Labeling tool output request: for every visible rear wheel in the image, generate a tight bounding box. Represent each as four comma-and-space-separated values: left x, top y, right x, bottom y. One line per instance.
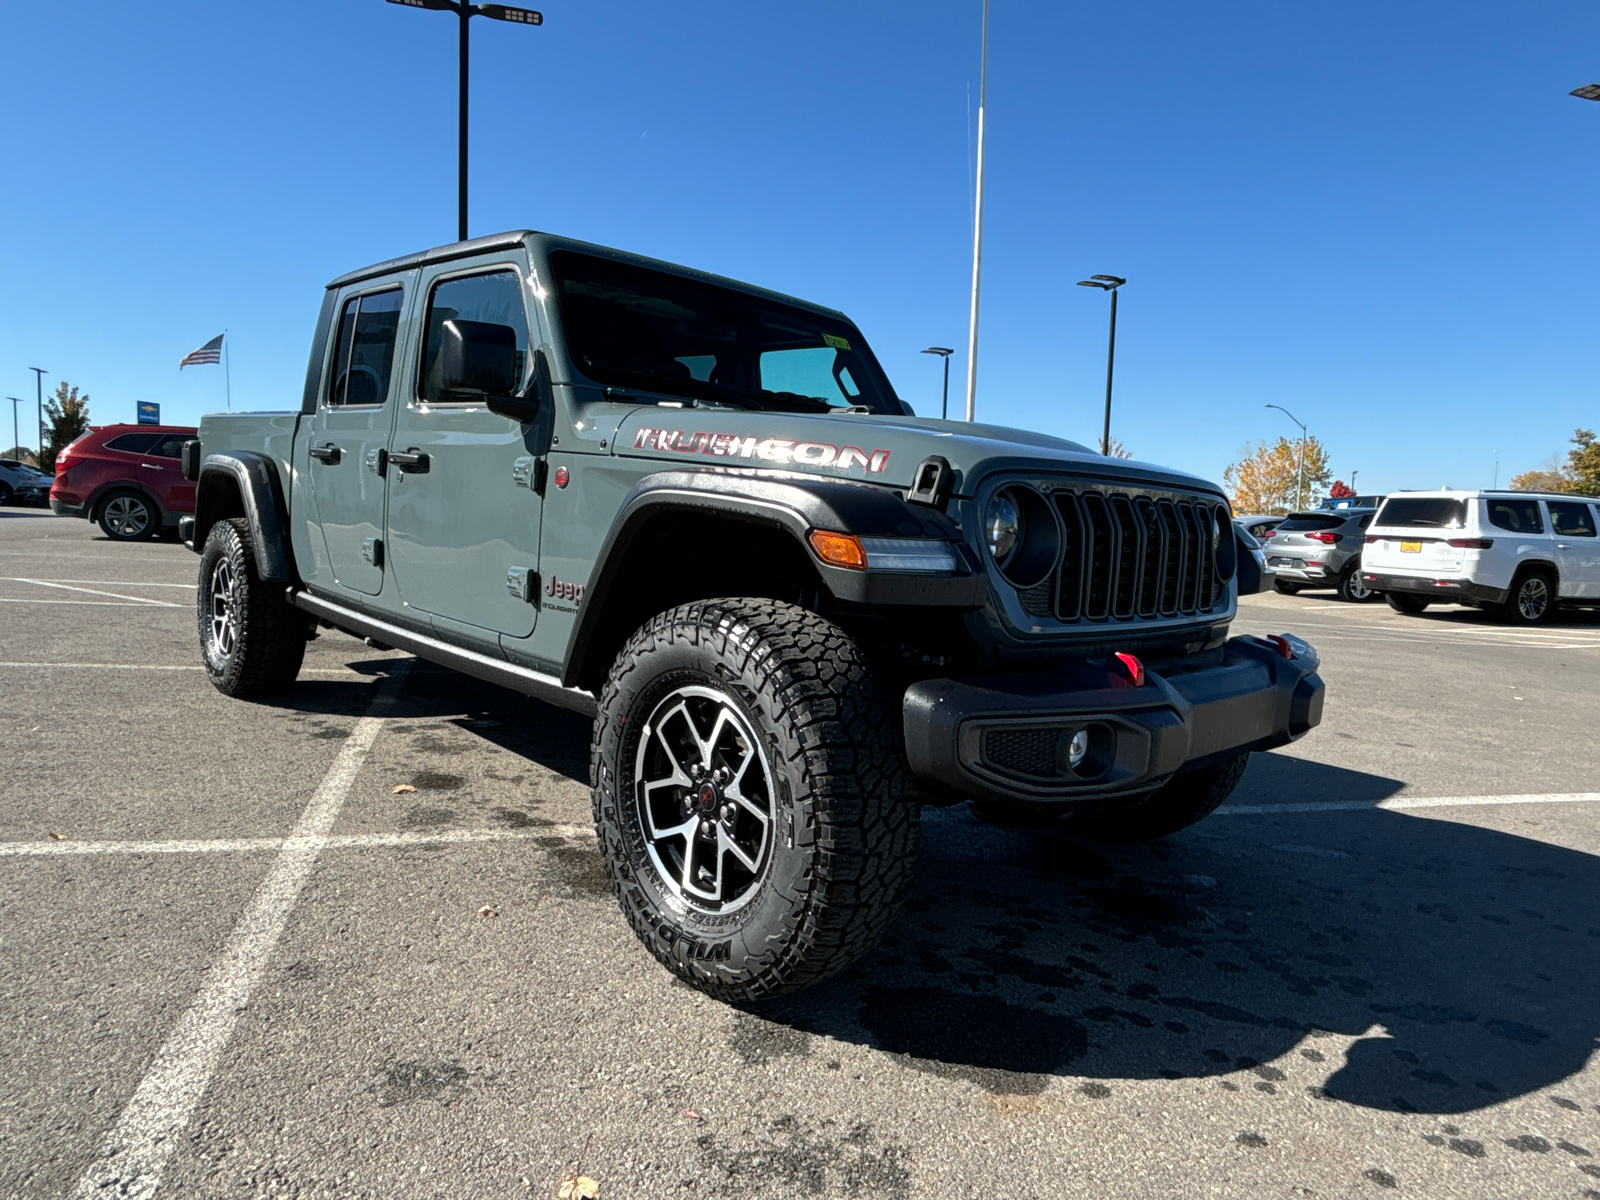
1274, 579, 1302, 595
1064, 753, 1250, 842
197, 518, 306, 696
1490, 569, 1558, 627
97, 490, 157, 540
1385, 593, 1431, 615
592, 598, 918, 1001
1337, 563, 1376, 603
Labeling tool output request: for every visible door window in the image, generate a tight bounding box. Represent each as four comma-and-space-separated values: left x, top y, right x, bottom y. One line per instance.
419, 271, 531, 404
149, 434, 189, 459
1485, 498, 1543, 533
327, 287, 404, 407
104, 432, 160, 454
1549, 501, 1598, 537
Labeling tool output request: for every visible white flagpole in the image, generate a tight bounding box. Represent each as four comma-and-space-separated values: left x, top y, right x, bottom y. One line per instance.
224, 330, 231, 412
964, 0, 990, 423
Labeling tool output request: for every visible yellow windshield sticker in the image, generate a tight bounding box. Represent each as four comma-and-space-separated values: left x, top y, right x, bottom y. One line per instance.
823, 333, 851, 351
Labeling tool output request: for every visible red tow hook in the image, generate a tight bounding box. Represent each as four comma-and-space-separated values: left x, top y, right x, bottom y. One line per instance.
1113, 652, 1146, 687
1266, 634, 1294, 659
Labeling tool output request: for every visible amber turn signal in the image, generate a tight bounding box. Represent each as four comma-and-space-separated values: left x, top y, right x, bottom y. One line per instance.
808, 530, 868, 569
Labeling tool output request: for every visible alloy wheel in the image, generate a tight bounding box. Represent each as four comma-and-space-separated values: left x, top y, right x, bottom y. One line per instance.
1517, 576, 1550, 621
106, 495, 150, 537
209, 558, 238, 659
633, 684, 775, 914
1346, 571, 1373, 601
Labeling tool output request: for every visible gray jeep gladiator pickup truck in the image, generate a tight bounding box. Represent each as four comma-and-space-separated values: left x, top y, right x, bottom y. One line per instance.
181, 230, 1324, 1001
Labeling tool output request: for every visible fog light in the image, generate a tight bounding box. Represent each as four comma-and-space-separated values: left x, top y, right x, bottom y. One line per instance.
1066, 729, 1090, 768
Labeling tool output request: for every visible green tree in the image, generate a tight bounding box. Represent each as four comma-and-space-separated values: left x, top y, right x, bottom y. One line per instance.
1223, 435, 1332, 514
1566, 428, 1600, 495
41, 382, 91, 474
3, 446, 38, 466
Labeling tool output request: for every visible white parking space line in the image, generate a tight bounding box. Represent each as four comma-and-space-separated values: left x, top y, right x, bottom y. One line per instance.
0, 598, 181, 607
0, 662, 387, 676
2, 578, 195, 588
1216, 792, 1600, 815
70, 662, 412, 1200
0, 826, 592, 858
2, 578, 181, 606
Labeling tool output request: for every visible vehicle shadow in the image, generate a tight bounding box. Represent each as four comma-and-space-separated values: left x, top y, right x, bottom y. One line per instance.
749, 754, 1600, 1115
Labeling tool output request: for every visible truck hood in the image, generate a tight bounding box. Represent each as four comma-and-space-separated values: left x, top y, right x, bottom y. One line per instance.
612, 409, 1223, 498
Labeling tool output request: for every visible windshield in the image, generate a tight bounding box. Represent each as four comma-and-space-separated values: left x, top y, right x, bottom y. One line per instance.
1375, 497, 1467, 529
551, 250, 903, 415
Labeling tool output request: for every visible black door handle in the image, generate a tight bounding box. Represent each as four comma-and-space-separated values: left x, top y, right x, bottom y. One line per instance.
308, 443, 341, 463
390, 450, 429, 473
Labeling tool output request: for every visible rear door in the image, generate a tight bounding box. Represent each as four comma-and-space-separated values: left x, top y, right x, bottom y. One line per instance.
305, 277, 412, 597
384, 257, 547, 640
139, 432, 196, 515
1548, 500, 1600, 598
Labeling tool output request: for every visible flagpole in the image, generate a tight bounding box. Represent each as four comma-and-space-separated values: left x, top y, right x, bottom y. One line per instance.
963, 0, 990, 423
224, 330, 231, 412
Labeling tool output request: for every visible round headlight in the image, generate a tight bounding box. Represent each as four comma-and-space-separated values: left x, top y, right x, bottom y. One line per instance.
985, 493, 1021, 563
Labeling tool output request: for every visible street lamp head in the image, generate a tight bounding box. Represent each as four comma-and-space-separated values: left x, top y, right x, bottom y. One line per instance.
1076, 279, 1108, 290
1571, 83, 1600, 100
1091, 274, 1126, 287
921, 347, 954, 358
476, 3, 543, 23
387, 0, 459, 9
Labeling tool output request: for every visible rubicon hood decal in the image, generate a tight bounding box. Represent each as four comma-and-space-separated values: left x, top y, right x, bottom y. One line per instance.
632, 426, 890, 474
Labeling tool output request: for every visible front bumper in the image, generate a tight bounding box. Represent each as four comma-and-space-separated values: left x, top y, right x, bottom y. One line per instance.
902, 635, 1324, 805
1362, 571, 1506, 606
49, 497, 86, 519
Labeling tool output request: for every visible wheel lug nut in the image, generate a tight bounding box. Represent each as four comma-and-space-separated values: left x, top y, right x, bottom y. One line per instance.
721, 804, 734, 822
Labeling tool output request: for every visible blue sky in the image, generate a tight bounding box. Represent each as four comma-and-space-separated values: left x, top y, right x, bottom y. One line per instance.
2, 0, 1596, 493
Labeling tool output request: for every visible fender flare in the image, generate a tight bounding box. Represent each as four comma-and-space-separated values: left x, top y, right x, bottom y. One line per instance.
560, 468, 984, 688
194, 452, 297, 582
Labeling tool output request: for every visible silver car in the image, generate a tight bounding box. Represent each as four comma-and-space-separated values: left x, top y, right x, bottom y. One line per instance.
1261, 507, 1379, 602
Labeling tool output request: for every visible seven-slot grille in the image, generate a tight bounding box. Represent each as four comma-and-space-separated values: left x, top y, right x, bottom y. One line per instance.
1015, 486, 1230, 623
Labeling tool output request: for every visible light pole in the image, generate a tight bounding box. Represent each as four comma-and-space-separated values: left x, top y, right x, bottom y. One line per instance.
1077, 275, 1125, 455
1349, 469, 1358, 495
7, 398, 23, 460
963, 0, 990, 422
386, 0, 544, 243
922, 347, 954, 419
1265, 403, 1309, 511
29, 368, 46, 461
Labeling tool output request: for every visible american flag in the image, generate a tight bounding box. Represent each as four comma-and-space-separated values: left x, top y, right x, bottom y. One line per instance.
180, 334, 224, 368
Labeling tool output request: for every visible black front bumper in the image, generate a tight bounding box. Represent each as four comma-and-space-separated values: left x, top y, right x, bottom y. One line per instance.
903, 635, 1324, 805
1363, 572, 1506, 605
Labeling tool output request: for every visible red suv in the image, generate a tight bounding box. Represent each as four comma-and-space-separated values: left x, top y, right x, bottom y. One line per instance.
50, 424, 199, 541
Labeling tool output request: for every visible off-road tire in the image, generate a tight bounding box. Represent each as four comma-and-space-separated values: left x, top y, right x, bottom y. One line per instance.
1385, 593, 1430, 615
1337, 563, 1376, 603
197, 518, 306, 697
591, 598, 919, 1002
1489, 568, 1558, 627
1064, 752, 1250, 842
97, 490, 157, 540
1273, 579, 1302, 595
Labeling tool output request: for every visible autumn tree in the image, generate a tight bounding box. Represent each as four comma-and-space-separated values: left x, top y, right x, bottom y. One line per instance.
1509, 430, 1600, 496
41, 382, 91, 474
1103, 436, 1133, 459
1223, 435, 1332, 515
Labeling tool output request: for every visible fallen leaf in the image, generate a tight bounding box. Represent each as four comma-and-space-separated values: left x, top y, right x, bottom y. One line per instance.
477, 905, 499, 919
48, 832, 66, 841
557, 1175, 600, 1199
392, 784, 417, 794
684, 1108, 701, 1121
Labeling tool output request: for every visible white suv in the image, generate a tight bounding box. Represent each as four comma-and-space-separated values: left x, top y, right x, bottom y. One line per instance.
1362, 490, 1600, 624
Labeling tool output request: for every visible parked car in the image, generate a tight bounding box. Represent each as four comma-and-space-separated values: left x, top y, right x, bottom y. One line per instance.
1233, 521, 1274, 584
1261, 506, 1379, 602
1235, 513, 1285, 541
49, 423, 198, 540
1362, 489, 1600, 625
1317, 494, 1386, 512
0, 458, 53, 507
181, 228, 1323, 1002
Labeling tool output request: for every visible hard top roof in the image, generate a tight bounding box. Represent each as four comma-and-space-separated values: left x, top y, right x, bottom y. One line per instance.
1381, 488, 1598, 502
325, 230, 850, 320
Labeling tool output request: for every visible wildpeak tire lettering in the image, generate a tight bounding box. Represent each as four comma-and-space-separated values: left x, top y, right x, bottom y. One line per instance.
632, 427, 891, 474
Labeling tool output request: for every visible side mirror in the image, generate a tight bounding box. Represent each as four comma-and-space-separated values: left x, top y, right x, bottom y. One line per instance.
181, 439, 202, 482
441, 318, 541, 423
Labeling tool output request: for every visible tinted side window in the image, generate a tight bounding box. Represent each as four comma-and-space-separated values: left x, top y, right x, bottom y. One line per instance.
104, 433, 160, 454
420, 271, 530, 404
150, 435, 189, 459
1485, 498, 1544, 533
1549, 501, 1597, 537
328, 287, 404, 407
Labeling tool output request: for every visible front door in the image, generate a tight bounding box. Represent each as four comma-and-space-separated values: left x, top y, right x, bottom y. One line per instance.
385, 259, 547, 638
306, 280, 409, 596
1548, 500, 1600, 599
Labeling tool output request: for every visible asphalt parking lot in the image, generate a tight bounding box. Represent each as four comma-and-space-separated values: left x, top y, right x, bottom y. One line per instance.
4, 508, 1600, 1200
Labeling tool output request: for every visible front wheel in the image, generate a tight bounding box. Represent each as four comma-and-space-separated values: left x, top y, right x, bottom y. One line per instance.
1064, 752, 1250, 842
1385, 593, 1430, 615
1273, 579, 1302, 595
1490, 570, 1558, 627
197, 518, 306, 696
591, 599, 918, 1002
